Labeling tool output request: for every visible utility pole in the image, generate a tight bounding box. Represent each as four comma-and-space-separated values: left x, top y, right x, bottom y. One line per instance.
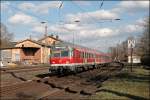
45, 25, 47, 36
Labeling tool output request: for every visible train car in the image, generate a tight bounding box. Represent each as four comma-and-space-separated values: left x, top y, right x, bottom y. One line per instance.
49, 42, 111, 74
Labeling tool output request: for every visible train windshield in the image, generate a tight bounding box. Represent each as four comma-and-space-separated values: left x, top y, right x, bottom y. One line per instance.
52, 50, 69, 57
61, 51, 69, 57
53, 53, 60, 57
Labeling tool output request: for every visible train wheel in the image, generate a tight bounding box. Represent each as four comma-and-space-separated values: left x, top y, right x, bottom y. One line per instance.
57, 67, 63, 75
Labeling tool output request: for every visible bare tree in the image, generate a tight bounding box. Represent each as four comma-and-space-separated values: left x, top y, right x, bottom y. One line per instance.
109, 40, 128, 62
136, 18, 150, 66
136, 18, 149, 56
0, 23, 14, 48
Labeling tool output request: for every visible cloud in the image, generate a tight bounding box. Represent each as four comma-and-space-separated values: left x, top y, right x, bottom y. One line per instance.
32, 25, 44, 33
66, 9, 119, 23
8, 13, 38, 25
113, 1, 149, 13
136, 17, 148, 26
18, 2, 35, 11
123, 24, 140, 33
72, 1, 91, 6
121, 17, 147, 33
1, 2, 10, 11
18, 1, 62, 14
79, 28, 119, 38
1, 2, 13, 14
119, 1, 149, 9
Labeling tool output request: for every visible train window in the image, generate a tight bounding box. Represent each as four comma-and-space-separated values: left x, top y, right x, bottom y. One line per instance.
91, 54, 93, 58
61, 51, 69, 57
53, 53, 60, 57
83, 52, 85, 58
86, 53, 88, 58
79, 51, 82, 58
82, 52, 84, 58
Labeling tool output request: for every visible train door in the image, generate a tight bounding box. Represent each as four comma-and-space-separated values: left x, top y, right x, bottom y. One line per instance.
84, 52, 87, 64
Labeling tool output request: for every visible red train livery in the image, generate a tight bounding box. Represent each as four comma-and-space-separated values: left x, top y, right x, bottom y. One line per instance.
49, 42, 111, 73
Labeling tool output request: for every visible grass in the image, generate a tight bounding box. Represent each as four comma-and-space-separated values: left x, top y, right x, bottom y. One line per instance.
91, 66, 150, 100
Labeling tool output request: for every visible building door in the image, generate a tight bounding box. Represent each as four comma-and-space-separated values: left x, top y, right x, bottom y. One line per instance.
15, 54, 20, 61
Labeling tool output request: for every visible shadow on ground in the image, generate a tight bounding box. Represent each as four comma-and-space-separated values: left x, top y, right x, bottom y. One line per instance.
96, 89, 149, 100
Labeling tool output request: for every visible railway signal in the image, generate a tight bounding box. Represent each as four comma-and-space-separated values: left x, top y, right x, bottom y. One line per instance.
128, 39, 135, 72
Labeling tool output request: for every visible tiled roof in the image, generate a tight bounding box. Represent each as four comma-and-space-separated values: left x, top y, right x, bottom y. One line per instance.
38, 35, 62, 42
16, 39, 51, 47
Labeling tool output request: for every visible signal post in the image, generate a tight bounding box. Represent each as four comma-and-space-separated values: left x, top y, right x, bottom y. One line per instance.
128, 39, 135, 72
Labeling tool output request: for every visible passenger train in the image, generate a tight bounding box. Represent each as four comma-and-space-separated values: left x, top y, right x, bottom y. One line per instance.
49, 42, 112, 74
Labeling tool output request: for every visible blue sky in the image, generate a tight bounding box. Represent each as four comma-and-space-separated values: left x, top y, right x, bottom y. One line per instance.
1, 1, 149, 52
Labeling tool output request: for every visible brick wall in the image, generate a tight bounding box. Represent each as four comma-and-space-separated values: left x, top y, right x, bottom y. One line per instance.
20, 48, 41, 64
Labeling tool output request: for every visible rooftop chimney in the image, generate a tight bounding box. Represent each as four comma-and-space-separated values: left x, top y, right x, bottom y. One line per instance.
56, 35, 59, 39
51, 34, 53, 37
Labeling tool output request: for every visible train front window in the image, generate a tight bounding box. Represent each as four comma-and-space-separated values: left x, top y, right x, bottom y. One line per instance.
53, 53, 60, 57
61, 51, 69, 57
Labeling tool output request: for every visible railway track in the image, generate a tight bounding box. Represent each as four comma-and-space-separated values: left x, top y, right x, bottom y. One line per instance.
1, 66, 50, 74
0, 62, 124, 100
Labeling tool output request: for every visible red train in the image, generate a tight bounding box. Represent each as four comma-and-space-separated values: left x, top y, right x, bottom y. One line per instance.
49, 42, 112, 74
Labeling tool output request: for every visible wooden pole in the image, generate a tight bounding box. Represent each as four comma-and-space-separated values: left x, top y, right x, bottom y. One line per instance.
130, 48, 133, 72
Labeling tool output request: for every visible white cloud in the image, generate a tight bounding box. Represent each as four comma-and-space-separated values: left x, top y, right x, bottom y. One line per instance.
18, 3, 35, 11
72, 1, 91, 6
113, 1, 149, 13
31, 21, 119, 43
136, 17, 148, 26
32, 25, 44, 33
119, 1, 149, 9
123, 24, 140, 33
66, 9, 119, 23
18, 1, 62, 14
8, 13, 37, 25
1, 2, 13, 14
1, 2, 10, 11
79, 28, 119, 38
120, 17, 147, 33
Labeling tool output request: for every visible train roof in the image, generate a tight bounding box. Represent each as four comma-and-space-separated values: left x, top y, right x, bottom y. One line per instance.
53, 41, 105, 54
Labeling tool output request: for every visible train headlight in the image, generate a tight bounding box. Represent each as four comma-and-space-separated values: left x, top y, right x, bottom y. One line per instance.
52, 61, 55, 64
66, 61, 69, 64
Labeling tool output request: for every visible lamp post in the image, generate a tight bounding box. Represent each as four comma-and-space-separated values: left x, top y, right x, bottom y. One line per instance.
41, 21, 48, 37
41, 21, 48, 64
73, 20, 80, 47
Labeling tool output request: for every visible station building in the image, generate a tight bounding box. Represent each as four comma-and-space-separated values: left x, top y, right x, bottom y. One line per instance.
0, 35, 61, 65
